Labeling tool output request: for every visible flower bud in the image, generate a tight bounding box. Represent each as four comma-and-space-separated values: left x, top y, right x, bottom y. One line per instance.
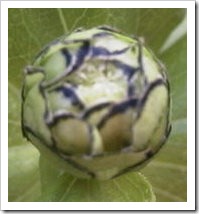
22, 26, 171, 180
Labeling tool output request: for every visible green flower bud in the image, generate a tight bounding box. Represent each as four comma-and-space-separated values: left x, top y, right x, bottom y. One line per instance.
22, 26, 171, 180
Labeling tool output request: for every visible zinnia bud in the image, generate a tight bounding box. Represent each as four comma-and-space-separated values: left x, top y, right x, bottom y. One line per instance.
22, 26, 171, 180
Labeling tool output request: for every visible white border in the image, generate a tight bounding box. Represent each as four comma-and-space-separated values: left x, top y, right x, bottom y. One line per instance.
1, 0, 195, 211
0, 0, 196, 8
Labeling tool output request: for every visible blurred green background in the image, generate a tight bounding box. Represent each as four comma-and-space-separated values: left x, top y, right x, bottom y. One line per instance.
8, 8, 187, 202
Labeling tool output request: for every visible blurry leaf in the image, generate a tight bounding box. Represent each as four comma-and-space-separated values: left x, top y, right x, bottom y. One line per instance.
161, 36, 187, 120
141, 120, 187, 201
8, 83, 23, 147
159, 14, 187, 53
141, 32, 187, 201
8, 144, 40, 202
8, 8, 186, 202
38, 155, 155, 202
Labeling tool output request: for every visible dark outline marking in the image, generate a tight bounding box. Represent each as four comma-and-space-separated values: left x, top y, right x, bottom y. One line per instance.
55, 86, 85, 110
86, 125, 94, 156
98, 98, 138, 130
59, 154, 95, 178
111, 102, 172, 180
138, 41, 144, 75
72, 40, 90, 71
91, 46, 130, 58
111, 131, 170, 179
97, 26, 120, 33
136, 79, 167, 118
32, 38, 62, 64
61, 48, 72, 66
127, 84, 135, 97
21, 66, 46, 140
24, 125, 95, 178
46, 112, 76, 127
82, 102, 113, 119
92, 32, 113, 38
22, 125, 55, 150
73, 27, 84, 33
111, 60, 139, 80
41, 39, 91, 90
